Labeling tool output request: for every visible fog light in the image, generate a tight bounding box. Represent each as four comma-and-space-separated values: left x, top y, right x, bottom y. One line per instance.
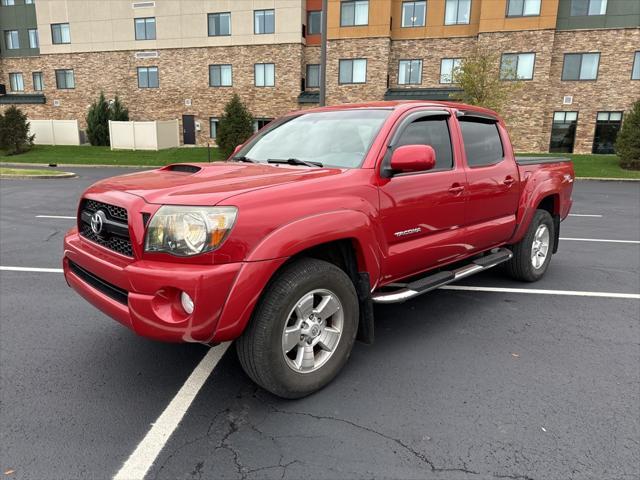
180, 292, 194, 314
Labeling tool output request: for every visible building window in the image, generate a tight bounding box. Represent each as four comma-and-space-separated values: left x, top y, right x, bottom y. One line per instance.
562, 53, 599, 81
398, 59, 422, 85
500, 53, 535, 80
25, 0, 34, 4
440, 58, 461, 83
506, 0, 541, 17
254, 63, 275, 87
208, 12, 231, 36
402, 1, 426, 27
306, 64, 320, 88
1, 0, 16, 6
32, 71, 43, 91
308, 11, 322, 34
254, 9, 275, 34
4, 30, 19, 49
137, 66, 158, 88
632, 51, 640, 80
460, 119, 504, 167
593, 112, 622, 154
209, 64, 232, 87
55, 69, 75, 89
253, 118, 273, 133
445, 0, 471, 25
341, 0, 369, 26
9, 73, 24, 92
135, 17, 156, 40
28, 29, 38, 48
209, 117, 218, 139
51, 23, 70, 44
339, 58, 367, 84
549, 112, 578, 153
570, 0, 607, 16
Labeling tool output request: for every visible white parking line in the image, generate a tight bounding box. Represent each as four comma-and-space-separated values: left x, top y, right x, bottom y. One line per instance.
36, 215, 75, 219
560, 237, 640, 244
441, 285, 640, 299
0, 266, 63, 273
113, 342, 231, 480
568, 214, 603, 218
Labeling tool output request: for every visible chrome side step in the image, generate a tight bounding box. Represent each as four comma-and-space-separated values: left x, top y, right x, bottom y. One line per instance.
372, 248, 513, 304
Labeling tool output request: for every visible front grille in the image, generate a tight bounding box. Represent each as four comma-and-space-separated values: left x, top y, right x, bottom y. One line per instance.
69, 260, 128, 305
79, 199, 133, 257
83, 199, 128, 223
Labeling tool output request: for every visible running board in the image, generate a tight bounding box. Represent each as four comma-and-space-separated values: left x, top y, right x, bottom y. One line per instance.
372, 248, 513, 304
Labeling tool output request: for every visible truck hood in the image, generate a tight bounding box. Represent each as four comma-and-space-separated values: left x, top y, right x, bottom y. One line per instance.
87, 162, 345, 205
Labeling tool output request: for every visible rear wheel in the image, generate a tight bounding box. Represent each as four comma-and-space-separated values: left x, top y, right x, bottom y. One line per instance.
236, 258, 359, 398
505, 209, 555, 282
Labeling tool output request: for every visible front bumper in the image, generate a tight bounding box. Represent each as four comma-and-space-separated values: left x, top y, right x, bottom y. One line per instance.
63, 228, 281, 343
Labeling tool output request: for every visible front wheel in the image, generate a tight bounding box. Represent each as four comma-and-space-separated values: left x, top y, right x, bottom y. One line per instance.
505, 209, 555, 282
236, 258, 359, 399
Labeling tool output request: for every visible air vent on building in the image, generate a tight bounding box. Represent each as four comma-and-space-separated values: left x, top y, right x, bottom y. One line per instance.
53, 99, 61, 107
184, 99, 192, 107
132, 1, 155, 8
563, 95, 573, 105
134, 51, 159, 59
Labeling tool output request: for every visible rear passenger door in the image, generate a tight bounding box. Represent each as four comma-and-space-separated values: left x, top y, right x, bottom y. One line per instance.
457, 114, 520, 251
378, 111, 469, 281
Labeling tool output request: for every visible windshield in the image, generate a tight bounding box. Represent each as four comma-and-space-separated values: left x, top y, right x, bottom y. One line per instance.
236, 109, 391, 168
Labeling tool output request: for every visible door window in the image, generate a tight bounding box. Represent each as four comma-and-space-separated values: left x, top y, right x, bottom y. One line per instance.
459, 119, 504, 167
396, 116, 453, 170
592, 112, 622, 154
549, 111, 578, 153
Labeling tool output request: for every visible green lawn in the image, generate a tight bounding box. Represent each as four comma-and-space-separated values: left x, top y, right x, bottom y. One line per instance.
517, 153, 640, 179
1, 146, 638, 179
0, 145, 222, 166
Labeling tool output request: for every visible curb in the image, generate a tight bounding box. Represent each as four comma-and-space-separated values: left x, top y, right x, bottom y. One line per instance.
575, 177, 640, 182
0, 162, 151, 169
0, 171, 77, 179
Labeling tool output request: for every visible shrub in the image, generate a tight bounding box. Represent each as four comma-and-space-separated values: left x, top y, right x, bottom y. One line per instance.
450, 46, 522, 116
0, 106, 34, 155
216, 94, 254, 158
86, 91, 111, 146
615, 99, 640, 170
109, 95, 129, 122
86, 92, 130, 146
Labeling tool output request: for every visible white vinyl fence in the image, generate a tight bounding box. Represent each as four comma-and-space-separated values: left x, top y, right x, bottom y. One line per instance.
109, 120, 180, 150
29, 119, 81, 146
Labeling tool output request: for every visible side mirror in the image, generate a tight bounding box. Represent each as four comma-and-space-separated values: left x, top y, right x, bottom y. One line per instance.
390, 144, 436, 174
232, 144, 243, 156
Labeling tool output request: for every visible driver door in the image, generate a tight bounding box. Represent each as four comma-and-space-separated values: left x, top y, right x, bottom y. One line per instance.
378, 111, 468, 283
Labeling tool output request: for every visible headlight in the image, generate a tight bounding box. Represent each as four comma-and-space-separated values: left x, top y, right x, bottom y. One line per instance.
145, 206, 237, 256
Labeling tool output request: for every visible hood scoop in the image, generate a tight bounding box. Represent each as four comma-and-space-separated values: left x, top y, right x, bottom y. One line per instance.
162, 164, 202, 174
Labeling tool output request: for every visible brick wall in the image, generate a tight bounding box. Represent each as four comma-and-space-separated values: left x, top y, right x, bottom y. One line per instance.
1, 43, 304, 145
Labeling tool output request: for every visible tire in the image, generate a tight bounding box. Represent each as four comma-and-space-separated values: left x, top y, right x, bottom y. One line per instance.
505, 209, 555, 282
236, 258, 359, 399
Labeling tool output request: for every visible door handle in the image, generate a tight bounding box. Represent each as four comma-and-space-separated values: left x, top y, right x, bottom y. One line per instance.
448, 183, 465, 195
503, 176, 516, 186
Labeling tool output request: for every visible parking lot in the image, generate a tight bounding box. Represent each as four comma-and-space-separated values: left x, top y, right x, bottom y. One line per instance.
1, 167, 638, 480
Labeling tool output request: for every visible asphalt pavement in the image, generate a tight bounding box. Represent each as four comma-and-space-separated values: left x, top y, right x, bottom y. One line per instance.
0, 167, 638, 480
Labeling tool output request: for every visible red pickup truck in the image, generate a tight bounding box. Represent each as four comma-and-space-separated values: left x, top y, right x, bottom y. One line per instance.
63, 101, 574, 398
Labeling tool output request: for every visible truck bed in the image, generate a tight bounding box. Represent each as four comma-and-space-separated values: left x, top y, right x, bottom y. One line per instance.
515, 156, 572, 165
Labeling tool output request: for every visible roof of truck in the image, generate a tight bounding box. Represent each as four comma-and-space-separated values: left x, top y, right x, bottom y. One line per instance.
291, 100, 500, 118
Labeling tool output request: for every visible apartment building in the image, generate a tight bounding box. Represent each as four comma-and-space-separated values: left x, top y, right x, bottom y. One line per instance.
1, 0, 638, 153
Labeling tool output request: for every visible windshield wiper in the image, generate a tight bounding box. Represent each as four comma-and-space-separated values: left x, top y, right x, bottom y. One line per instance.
232, 156, 257, 163
267, 158, 323, 168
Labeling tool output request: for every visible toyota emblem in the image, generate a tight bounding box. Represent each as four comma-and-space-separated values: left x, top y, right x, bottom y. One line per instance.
90, 210, 107, 235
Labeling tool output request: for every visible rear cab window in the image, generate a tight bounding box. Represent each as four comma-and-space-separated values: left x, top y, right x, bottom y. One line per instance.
459, 118, 504, 167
